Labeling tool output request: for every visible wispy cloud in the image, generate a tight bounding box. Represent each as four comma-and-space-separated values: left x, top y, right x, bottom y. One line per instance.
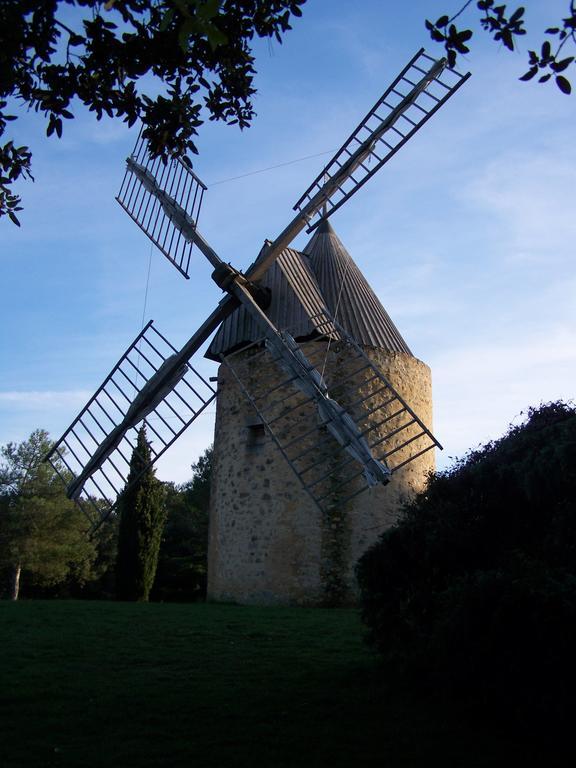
463, 146, 576, 266
433, 324, 576, 467
0, 390, 92, 409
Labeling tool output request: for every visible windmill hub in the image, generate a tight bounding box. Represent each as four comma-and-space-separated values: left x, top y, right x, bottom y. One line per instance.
211, 262, 271, 310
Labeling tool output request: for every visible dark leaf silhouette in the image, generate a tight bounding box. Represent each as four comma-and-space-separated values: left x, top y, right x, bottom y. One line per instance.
426, 1, 575, 98
556, 74, 572, 93
519, 66, 538, 81
552, 56, 574, 72
0, 0, 307, 221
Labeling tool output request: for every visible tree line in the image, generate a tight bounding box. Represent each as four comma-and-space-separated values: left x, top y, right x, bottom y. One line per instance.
0, 427, 212, 602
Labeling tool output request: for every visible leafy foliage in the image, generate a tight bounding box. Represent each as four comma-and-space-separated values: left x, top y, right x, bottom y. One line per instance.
427, 1, 575, 94
116, 426, 167, 601
152, 445, 213, 601
3, 1, 574, 225
426, 16, 474, 68
357, 402, 576, 728
72, 514, 119, 600
187, 443, 213, 513
0, 0, 306, 221
0, 429, 96, 598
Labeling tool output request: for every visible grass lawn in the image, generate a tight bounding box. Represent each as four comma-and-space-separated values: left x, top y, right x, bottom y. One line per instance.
0, 600, 566, 767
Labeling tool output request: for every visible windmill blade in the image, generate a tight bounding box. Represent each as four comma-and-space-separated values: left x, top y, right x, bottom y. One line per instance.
45, 321, 216, 528
116, 132, 208, 279
292, 49, 470, 233
114, 51, 470, 291
263, 330, 391, 487
218, 310, 441, 515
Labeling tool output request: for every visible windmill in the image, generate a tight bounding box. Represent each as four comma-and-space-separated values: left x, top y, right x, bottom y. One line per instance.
46, 49, 469, 601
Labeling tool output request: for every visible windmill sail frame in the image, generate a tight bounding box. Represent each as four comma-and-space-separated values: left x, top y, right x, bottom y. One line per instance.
116, 133, 207, 279
293, 48, 470, 233
45, 321, 216, 528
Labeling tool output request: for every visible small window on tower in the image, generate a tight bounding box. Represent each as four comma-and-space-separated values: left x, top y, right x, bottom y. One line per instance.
246, 422, 266, 450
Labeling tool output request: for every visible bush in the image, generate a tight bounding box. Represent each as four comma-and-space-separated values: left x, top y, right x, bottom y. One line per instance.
356, 402, 576, 727
150, 446, 212, 602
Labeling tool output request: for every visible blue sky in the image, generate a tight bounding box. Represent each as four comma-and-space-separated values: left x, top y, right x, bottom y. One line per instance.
1, 0, 574, 482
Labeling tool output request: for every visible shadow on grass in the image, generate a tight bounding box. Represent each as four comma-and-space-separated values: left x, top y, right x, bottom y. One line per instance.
0, 601, 567, 767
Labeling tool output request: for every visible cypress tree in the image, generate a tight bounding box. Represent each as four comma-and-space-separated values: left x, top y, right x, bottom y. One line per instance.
116, 426, 167, 601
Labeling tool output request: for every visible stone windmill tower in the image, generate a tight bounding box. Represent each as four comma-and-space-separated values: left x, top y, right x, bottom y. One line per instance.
206, 220, 433, 606
46, 51, 468, 608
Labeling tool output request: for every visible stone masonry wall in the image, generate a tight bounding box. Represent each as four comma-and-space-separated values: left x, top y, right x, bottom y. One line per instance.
207, 340, 434, 606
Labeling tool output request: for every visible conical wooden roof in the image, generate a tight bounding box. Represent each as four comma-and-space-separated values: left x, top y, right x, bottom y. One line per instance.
206, 221, 411, 360
303, 219, 411, 354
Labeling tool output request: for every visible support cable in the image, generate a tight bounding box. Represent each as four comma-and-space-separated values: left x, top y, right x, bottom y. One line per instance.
134, 243, 153, 394
207, 149, 336, 187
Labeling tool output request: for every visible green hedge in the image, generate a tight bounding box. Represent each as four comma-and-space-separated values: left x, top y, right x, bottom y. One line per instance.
357, 402, 576, 727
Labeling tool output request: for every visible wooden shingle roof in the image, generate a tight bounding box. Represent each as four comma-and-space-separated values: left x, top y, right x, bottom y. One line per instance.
206, 220, 411, 360
304, 219, 411, 354
205, 245, 329, 360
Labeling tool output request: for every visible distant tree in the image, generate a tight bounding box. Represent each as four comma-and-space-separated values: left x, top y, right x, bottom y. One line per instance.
0, 0, 306, 223
187, 444, 213, 515
152, 445, 213, 602
116, 426, 167, 601
152, 483, 208, 601
0, 429, 96, 600
74, 515, 119, 600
